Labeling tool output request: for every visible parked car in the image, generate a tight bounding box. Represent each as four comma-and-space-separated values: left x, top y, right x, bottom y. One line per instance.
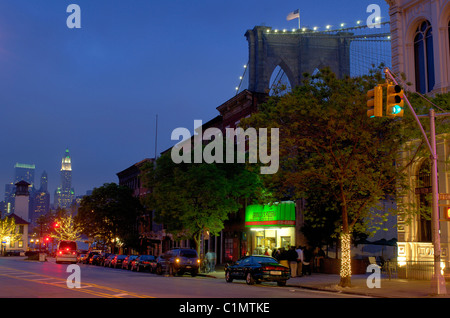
89, 254, 102, 265
5, 250, 22, 256
103, 254, 116, 267
77, 254, 86, 263
121, 255, 138, 270
156, 248, 200, 276
110, 254, 127, 268
131, 255, 157, 272
84, 251, 99, 264
224, 255, 290, 286
97, 253, 112, 266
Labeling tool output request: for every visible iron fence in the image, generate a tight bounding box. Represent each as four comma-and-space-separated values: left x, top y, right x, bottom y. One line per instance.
381, 260, 450, 281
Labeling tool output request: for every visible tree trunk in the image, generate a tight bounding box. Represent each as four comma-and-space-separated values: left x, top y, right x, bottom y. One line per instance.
339, 232, 352, 287
339, 197, 352, 287
193, 232, 201, 257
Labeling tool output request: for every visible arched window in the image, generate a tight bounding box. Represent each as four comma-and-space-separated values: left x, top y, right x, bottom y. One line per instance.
414, 21, 435, 94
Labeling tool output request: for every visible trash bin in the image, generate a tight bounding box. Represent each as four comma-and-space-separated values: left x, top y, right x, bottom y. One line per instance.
39, 253, 46, 262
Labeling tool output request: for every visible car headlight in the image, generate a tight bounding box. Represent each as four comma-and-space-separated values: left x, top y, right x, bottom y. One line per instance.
175, 258, 180, 263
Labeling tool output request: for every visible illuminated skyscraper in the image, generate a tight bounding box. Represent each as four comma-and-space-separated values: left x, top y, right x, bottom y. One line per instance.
31, 171, 50, 227
54, 148, 75, 210
14, 163, 35, 188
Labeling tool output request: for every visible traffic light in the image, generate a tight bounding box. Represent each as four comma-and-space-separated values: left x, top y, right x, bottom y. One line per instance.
367, 85, 383, 118
386, 84, 404, 117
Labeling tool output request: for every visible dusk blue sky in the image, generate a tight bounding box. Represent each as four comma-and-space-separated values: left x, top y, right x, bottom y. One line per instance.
0, 0, 390, 199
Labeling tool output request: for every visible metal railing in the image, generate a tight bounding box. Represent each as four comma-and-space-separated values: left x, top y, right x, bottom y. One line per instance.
381, 260, 449, 281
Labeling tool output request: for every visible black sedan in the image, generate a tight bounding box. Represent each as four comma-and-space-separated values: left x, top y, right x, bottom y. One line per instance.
224, 255, 290, 286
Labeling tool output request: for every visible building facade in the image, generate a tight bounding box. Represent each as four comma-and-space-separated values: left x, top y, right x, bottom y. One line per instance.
117, 158, 167, 255
385, 0, 450, 266
14, 181, 30, 223
3, 214, 29, 255
387, 0, 450, 94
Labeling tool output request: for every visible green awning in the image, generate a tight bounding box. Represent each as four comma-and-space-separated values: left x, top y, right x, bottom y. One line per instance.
245, 201, 295, 227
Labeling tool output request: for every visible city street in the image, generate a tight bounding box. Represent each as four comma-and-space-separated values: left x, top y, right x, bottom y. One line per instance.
0, 257, 366, 299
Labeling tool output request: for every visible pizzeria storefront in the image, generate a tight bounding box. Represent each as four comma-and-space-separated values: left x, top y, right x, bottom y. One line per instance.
245, 201, 296, 256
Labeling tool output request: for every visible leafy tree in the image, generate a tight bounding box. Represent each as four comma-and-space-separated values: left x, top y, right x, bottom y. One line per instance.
34, 213, 53, 237
0, 216, 23, 255
50, 213, 82, 241
141, 148, 265, 256
76, 183, 144, 253
241, 67, 418, 287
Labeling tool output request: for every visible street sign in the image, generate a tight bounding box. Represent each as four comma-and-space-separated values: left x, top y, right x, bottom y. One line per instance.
439, 193, 450, 200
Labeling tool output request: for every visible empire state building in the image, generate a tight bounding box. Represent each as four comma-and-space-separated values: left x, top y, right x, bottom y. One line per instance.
55, 148, 75, 210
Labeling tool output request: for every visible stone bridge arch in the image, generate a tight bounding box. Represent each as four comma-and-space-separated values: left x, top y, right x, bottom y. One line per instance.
245, 26, 352, 93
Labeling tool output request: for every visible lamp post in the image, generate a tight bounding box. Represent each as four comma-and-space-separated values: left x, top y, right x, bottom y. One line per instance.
429, 108, 447, 295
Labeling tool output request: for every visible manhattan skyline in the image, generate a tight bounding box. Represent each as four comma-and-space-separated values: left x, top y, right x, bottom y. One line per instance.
0, 0, 390, 198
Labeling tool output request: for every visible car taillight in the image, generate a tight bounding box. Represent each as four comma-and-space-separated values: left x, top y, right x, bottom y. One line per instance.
262, 266, 277, 271
59, 251, 62, 255
72, 252, 76, 255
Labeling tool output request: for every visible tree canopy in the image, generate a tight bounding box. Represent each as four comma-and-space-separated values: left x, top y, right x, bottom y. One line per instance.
76, 183, 144, 252
141, 148, 265, 255
0, 216, 23, 254
241, 67, 418, 286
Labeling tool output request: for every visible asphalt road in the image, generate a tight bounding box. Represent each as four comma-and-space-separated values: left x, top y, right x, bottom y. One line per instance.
0, 256, 367, 300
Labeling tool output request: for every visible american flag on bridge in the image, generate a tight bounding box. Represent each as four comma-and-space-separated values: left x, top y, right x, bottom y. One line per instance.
286, 9, 300, 21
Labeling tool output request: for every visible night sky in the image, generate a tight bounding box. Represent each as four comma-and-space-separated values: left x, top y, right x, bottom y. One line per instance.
0, 0, 390, 199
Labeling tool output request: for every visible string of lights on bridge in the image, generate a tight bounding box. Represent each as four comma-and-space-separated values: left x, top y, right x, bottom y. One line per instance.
234, 20, 392, 93
265, 19, 389, 35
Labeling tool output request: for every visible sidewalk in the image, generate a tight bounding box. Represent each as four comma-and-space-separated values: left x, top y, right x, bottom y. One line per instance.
199, 266, 450, 298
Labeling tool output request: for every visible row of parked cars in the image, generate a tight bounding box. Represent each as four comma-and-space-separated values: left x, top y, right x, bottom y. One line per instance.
76, 248, 201, 277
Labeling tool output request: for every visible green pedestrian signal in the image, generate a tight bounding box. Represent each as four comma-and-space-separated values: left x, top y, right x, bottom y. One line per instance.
386, 84, 404, 117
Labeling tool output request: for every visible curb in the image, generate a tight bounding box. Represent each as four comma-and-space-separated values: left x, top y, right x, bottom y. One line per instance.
197, 272, 388, 298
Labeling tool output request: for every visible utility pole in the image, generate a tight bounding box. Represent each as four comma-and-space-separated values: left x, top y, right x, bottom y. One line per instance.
384, 68, 449, 295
